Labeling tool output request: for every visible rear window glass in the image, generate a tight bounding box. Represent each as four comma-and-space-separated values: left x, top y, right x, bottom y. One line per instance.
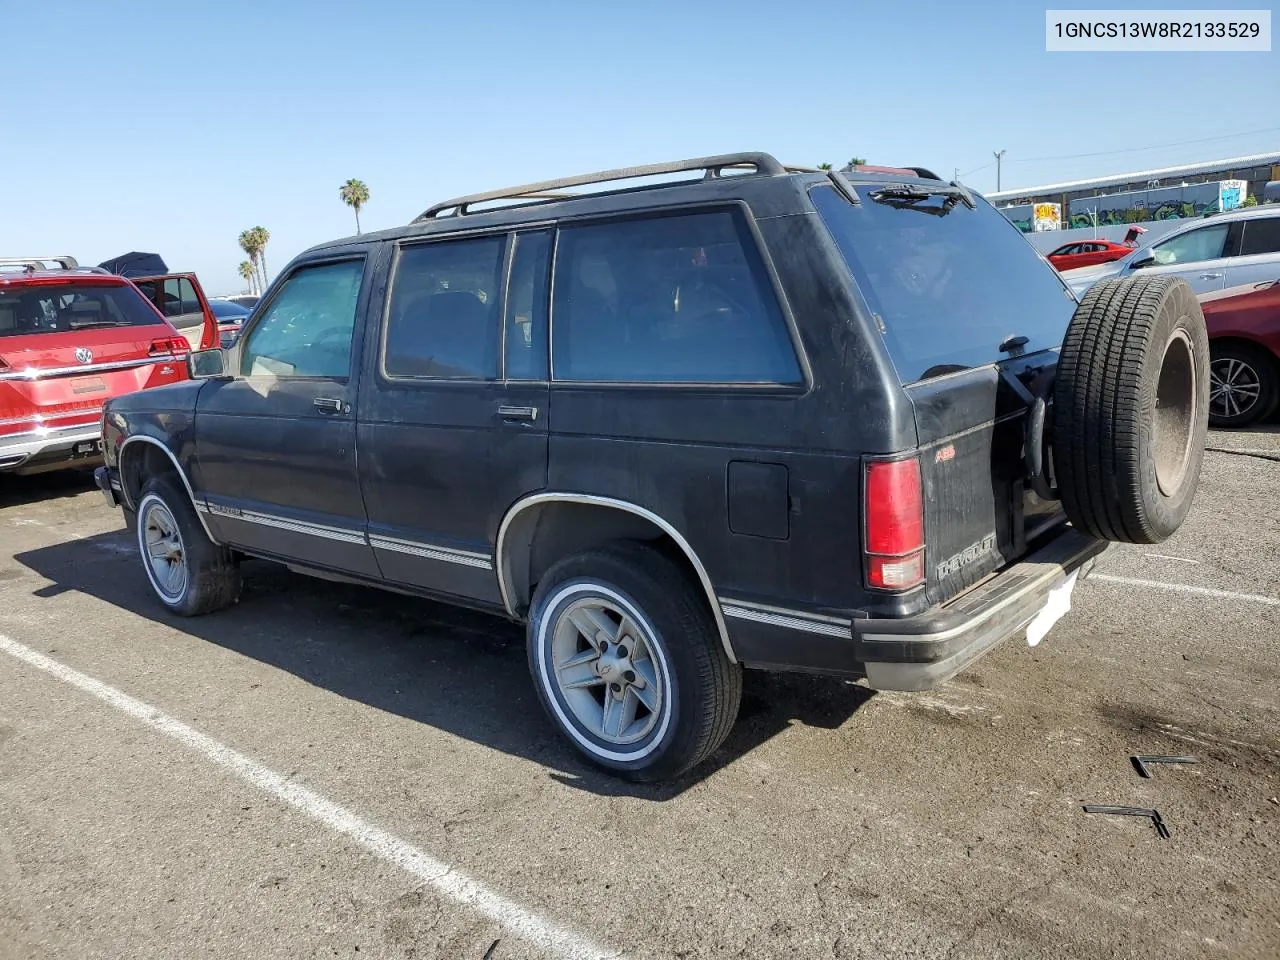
0, 283, 163, 338
810, 184, 1076, 383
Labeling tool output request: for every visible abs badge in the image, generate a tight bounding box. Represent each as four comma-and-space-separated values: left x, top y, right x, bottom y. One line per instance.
75, 347, 93, 364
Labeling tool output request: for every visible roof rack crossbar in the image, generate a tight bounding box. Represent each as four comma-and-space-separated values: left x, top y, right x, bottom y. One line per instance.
0, 255, 80, 271
413, 152, 791, 222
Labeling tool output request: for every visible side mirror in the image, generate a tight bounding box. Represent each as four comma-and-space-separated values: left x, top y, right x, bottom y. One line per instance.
188, 348, 228, 379
1129, 254, 1157, 270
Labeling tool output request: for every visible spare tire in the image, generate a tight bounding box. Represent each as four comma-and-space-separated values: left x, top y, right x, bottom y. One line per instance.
1052, 275, 1209, 544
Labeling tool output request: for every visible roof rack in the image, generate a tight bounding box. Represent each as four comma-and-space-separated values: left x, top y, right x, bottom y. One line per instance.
413, 152, 810, 222
0, 255, 80, 272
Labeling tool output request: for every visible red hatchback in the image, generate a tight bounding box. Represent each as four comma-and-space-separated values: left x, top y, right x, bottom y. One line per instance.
0, 257, 198, 476
1046, 239, 1136, 271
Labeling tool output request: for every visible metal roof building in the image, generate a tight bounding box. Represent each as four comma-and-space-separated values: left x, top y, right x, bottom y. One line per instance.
984, 152, 1280, 206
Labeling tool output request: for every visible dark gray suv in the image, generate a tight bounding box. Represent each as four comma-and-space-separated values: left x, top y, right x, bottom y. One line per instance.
94, 153, 1211, 781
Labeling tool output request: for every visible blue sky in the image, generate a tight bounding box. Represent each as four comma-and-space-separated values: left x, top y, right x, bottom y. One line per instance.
2, 0, 1275, 294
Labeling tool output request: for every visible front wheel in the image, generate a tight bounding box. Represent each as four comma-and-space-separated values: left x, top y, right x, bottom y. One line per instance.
527, 541, 741, 782
136, 477, 241, 616
1209, 343, 1278, 428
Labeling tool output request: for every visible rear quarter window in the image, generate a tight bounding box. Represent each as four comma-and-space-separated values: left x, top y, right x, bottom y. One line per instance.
810, 184, 1076, 383
551, 208, 801, 384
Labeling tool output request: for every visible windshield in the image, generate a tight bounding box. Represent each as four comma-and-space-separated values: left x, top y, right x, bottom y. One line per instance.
0, 282, 164, 338
811, 183, 1077, 383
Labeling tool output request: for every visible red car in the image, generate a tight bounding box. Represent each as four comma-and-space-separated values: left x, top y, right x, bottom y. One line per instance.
0, 256, 204, 476
1046, 239, 1136, 271
1199, 278, 1280, 427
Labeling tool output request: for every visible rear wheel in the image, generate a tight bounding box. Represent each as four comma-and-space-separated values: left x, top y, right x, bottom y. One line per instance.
527, 541, 741, 782
1052, 275, 1210, 544
136, 477, 240, 616
1208, 343, 1278, 428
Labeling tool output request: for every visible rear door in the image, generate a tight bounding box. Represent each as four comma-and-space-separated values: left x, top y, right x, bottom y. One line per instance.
356, 229, 551, 605
810, 182, 1077, 603
132, 273, 219, 350
194, 253, 378, 577
1223, 213, 1280, 289
0, 280, 186, 446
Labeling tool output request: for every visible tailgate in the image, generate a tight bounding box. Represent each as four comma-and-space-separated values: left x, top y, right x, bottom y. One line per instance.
0, 329, 185, 437
906, 356, 1065, 606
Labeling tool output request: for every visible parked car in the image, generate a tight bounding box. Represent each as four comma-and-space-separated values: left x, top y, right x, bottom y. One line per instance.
129, 273, 220, 351
219, 294, 259, 310
1046, 239, 1136, 271
208, 298, 252, 347
1, 256, 192, 476
1198, 278, 1280, 426
1061, 205, 1280, 299
92, 153, 1209, 781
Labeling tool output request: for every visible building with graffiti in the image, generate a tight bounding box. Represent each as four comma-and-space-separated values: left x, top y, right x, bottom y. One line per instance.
985, 152, 1279, 234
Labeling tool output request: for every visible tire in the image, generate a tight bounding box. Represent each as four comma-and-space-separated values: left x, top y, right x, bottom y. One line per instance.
136, 476, 240, 616
526, 541, 741, 782
1052, 275, 1210, 544
1208, 342, 1279, 428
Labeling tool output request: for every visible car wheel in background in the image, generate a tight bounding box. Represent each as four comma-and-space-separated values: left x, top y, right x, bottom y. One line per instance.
1208, 343, 1279, 428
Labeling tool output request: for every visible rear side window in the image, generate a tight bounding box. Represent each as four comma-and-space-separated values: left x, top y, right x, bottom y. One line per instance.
1239, 216, 1280, 256
384, 236, 506, 379
552, 209, 801, 384
811, 184, 1076, 383
0, 283, 163, 338
133, 276, 205, 330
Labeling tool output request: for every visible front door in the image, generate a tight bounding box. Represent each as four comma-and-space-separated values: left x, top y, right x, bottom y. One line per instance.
195, 253, 379, 578
1130, 221, 1236, 295
356, 229, 551, 606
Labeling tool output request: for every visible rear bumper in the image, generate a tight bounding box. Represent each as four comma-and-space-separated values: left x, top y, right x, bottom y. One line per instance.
727, 526, 1109, 690
853, 527, 1109, 691
0, 423, 103, 473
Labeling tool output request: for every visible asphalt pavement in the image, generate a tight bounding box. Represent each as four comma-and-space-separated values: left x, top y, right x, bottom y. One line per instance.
1, 428, 1277, 960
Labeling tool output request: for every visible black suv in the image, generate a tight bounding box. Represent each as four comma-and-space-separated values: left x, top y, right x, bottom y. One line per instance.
94, 153, 1210, 781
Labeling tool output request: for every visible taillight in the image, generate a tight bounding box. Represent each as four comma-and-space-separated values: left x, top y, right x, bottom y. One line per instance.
149, 338, 188, 356
864, 456, 925, 591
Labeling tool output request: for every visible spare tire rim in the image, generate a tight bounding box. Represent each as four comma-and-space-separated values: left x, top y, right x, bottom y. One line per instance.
1154, 328, 1197, 498
1209, 356, 1262, 420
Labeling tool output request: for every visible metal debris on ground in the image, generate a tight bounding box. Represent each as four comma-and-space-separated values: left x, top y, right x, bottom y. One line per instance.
1082, 804, 1171, 839
1130, 754, 1198, 778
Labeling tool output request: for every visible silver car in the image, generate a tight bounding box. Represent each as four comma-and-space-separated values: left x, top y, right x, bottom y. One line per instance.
1062, 204, 1280, 299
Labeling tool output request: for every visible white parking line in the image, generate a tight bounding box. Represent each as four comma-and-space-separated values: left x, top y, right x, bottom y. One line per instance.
1089, 573, 1280, 607
0, 633, 624, 960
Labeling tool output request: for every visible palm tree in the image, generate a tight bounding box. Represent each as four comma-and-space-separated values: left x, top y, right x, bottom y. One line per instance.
848, 156, 867, 168
250, 226, 270, 290
238, 260, 257, 294
340, 179, 370, 234
238, 229, 257, 286
817, 162, 833, 171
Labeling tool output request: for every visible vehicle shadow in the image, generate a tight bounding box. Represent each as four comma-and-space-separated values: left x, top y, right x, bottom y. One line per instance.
0, 467, 98, 509
14, 529, 875, 800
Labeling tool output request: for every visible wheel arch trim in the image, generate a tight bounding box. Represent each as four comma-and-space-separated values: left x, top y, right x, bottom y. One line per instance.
495, 492, 737, 663
117, 435, 220, 544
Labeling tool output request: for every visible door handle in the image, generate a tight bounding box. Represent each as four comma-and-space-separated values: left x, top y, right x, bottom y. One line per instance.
1199, 272, 1224, 279
313, 397, 347, 415
497, 404, 538, 422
